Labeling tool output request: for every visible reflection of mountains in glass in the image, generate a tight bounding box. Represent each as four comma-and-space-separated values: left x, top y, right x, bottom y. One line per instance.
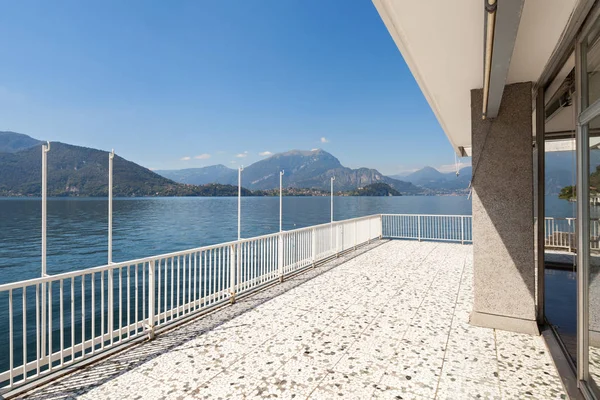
545, 150, 600, 195
390, 165, 472, 192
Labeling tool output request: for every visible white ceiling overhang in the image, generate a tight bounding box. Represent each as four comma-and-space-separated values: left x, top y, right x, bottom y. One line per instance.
372, 0, 579, 155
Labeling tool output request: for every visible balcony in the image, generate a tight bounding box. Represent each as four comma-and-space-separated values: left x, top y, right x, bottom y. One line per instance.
0, 214, 567, 399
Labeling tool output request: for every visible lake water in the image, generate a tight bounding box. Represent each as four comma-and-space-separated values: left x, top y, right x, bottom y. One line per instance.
0, 196, 474, 285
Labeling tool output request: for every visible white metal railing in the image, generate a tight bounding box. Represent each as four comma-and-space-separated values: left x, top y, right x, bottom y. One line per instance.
0, 214, 382, 393
0, 212, 479, 394
11, 213, 600, 393
544, 217, 600, 252
381, 214, 473, 244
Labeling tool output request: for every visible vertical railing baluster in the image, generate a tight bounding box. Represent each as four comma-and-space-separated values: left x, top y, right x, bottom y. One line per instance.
135, 265, 139, 332
188, 253, 192, 311
237, 242, 242, 294
81, 276, 85, 357
209, 249, 213, 303
278, 234, 284, 282
157, 261, 161, 324
194, 252, 198, 310
36, 284, 40, 376
59, 280, 64, 367
260, 239, 264, 282
230, 244, 236, 303
48, 281, 52, 372
127, 266, 130, 336
312, 227, 317, 267
71, 278, 75, 362
182, 254, 187, 313
176, 256, 180, 316
118, 268, 122, 341
215, 247, 223, 301
147, 260, 155, 339
92, 271, 99, 354
9, 289, 13, 387
23, 287, 27, 379
108, 268, 114, 346
203, 251, 208, 306
170, 257, 174, 319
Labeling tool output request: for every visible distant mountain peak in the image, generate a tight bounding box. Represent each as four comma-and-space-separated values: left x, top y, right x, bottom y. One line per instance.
155, 164, 237, 186
274, 149, 328, 158
159, 148, 419, 193
391, 165, 471, 193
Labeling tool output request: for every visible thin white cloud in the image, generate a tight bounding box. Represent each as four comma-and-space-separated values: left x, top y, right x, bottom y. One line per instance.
259, 151, 273, 157
311, 148, 319, 151
320, 137, 329, 143
235, 151, 249, 158
194, 153, 211, 160
180, 156, 191, 161
437, 160, 472, 173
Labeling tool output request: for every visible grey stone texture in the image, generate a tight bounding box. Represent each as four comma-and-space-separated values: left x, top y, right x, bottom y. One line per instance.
470, 82, 538, 334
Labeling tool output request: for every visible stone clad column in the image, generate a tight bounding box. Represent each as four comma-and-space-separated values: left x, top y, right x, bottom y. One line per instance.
469, 82, 539, 335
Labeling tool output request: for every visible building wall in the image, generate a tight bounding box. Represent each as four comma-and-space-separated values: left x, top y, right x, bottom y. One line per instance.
470, 82, 539, 335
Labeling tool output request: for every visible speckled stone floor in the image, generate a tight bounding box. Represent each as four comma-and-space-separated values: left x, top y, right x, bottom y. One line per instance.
21, 240, 566, 399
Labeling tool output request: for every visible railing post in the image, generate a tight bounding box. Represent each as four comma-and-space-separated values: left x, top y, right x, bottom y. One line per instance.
146, 260, 155, 339
278, 233, 284, 282
461, 216, 464, 245
311, 227, 317, 268
229, 244, 236, 304
380, 214, 383, 239
237, 242, 242, 292
108, 269, 114, 343
418, 216, 421, 242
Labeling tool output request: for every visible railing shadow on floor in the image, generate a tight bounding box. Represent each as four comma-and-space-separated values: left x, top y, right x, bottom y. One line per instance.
20, 240, 388, 400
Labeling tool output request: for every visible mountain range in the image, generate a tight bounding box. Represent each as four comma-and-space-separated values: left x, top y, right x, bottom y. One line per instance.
391, 166, 473, 192
0, 132, 423, 196
395, 152, 597, 196
157, 149, 421, 193
0, 131, 255, 197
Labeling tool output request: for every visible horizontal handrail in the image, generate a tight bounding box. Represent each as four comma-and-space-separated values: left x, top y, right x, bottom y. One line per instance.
381, 213, 472, 218
0, 214, 383, 292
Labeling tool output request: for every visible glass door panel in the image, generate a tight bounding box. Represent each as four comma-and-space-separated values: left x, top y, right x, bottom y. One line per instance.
544, 61, 578, 363
588, 114, 600, 393
545, 137, 578, 363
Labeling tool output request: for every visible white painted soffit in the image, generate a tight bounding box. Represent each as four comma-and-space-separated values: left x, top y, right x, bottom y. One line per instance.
372, 0, 578, 154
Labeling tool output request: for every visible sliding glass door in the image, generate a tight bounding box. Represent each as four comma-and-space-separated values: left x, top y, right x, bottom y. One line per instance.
576, 14, 600, 397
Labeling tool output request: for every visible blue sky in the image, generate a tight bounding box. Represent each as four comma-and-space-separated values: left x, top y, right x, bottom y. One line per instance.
0, 0, 467, 175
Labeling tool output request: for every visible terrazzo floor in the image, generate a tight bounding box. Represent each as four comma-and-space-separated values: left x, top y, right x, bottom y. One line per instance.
21, 240, 566, 400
